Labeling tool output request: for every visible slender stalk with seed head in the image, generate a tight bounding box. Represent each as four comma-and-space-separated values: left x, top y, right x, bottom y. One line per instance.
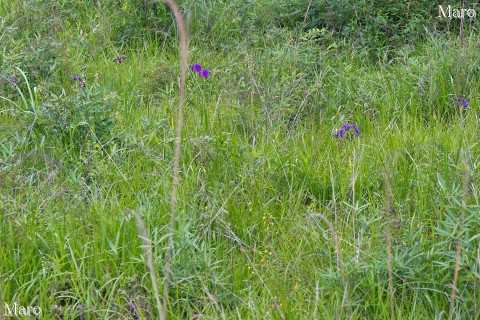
456, 0, 466, 105
159, 0, 188, 309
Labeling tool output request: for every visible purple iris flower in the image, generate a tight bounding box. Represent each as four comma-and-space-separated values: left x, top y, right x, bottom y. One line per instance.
191, 64, 210, 78
457, 97, 470, 108
200, 69, 210, 78
348, 125, 360, 136
113, 55, 126, 63
191, 64, 202, 72
335, 124, 360, 138
339, 124, 348, 137
72, 75, 86, 88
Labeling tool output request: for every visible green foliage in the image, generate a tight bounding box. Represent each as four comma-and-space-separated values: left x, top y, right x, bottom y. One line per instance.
272, 0, 478, 57
1, 0, 480, 319
106, 0, 171, 45
35, 84, 118, 149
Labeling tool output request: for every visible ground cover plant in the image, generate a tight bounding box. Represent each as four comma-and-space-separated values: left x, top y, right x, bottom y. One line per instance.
1, 0, 480, 319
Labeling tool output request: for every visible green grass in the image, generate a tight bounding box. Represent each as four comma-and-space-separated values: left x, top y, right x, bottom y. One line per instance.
1, 1, 480, 319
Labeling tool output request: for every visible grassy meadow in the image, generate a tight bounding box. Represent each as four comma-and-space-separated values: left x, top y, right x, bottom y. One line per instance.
1, 1, 480, 319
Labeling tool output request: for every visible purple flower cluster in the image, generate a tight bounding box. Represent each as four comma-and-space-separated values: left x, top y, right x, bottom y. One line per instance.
191, 64, 210, 78
334, 124, 360, 138
72, 75, 86, 88
457, 97, 470, 108
113, 55, 126, 63
7, 76, 18, 83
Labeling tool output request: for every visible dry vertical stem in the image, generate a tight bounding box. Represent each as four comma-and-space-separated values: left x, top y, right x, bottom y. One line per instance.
474, 241, 480, 320
456, 0, 466, 101
0, 288, 3, 320
405, 0, 411, 20
160, 0, 188, 306
449, 150, 469, 320
50, 0, 57, 34
93, 0, 109, 25
205, 287, 224, 318
135, 212, 166, 320
304, 0, 313, 22
313, 281, 319, 320
309, 213, 351, 319
384, 172, 395, 320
